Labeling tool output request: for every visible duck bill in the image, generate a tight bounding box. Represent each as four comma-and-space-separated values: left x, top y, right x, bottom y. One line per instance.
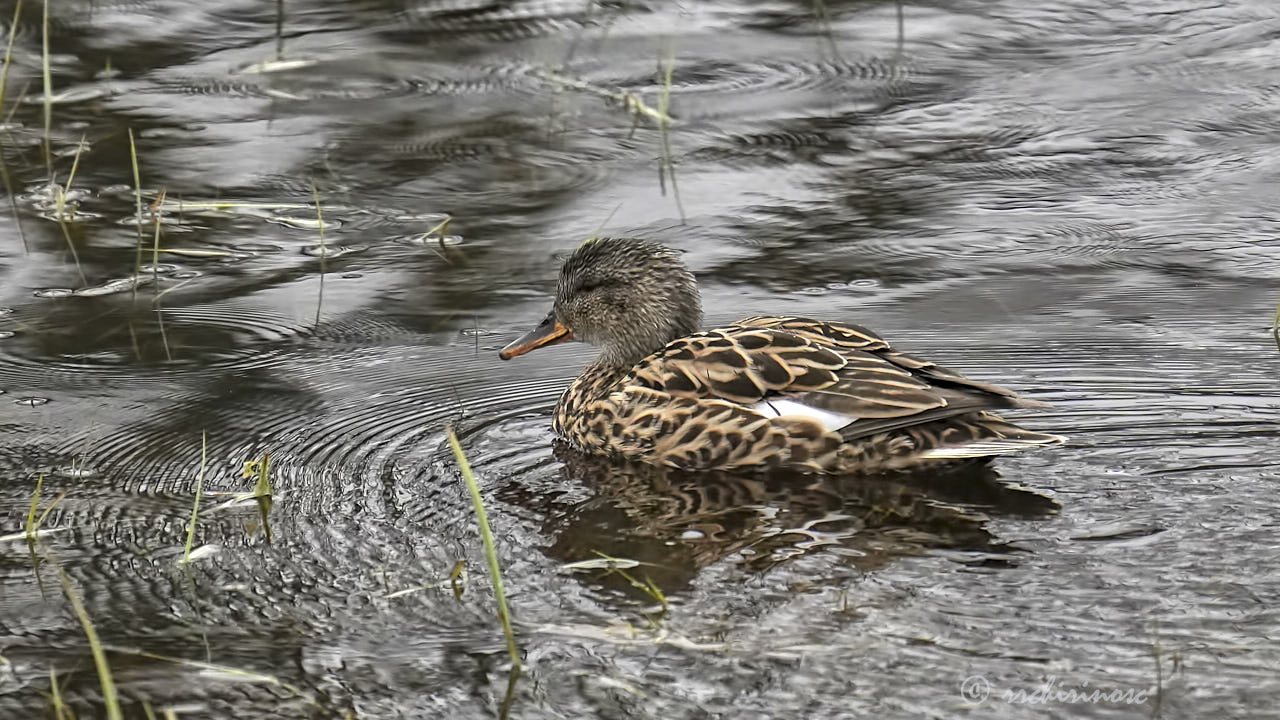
499, 313, 574, 360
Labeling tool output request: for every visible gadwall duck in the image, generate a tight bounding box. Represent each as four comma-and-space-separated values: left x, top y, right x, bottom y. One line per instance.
500, 238, 1062, 473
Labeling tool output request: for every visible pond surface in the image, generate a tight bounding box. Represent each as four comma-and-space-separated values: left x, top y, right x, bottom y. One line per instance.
1, 0, 1278, 718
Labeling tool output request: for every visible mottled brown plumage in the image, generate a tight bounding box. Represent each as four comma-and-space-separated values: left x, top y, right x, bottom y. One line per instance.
500, 238, 1063, 473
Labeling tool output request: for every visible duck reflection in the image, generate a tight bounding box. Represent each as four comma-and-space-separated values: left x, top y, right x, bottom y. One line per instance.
540, 442, 1057, 598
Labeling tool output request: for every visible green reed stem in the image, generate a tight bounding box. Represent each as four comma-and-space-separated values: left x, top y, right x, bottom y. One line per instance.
24, 473, 64, 600
151, 193, 172, 360
25, 473, 46, 596
53, 134, 87, 284
0, 1, 21, 112
49, 667, 72, 720
128, 128, 144, 305
446, 426, 521, 671
243, 453, 273, 543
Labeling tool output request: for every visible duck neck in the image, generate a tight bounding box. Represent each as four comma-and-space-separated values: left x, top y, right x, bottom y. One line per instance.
596, 341, 655, 369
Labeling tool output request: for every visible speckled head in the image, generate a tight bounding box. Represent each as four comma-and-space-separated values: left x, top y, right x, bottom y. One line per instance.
500, 238, 703, 366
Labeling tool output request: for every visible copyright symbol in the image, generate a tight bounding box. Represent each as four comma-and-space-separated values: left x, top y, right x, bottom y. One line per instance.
960, 675, 990, 704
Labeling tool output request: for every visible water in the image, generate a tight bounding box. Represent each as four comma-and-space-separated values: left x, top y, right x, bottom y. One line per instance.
1, 1, 1278, 717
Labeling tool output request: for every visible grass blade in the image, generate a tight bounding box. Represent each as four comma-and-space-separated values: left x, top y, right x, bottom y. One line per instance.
445, 426, 520, 670
53, 134, 87, 285
310, 181, 325, 327
127, 128, 144, 306
181, 432, 206, 564
40, 0, 52, 176
0, 1, 23, 113
242, 454, 273, 543
275, 0, 285, 61
1272, 297, 1280, 353
57, 565, 124, 720
656, 50, 684, 223
0, 1, 28, 252
26, 473, 47, 596
150, 189, 172, 360
50, 668, 72, 720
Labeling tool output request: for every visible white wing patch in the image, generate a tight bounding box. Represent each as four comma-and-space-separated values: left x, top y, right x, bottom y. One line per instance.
751, 398, 855, 432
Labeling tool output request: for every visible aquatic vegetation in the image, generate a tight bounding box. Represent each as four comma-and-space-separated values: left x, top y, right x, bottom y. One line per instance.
534, 69, 673, 128
179, 432, 207, 565
57, 565, 124, 720
241, 454, 274, 543
24, 473, 64, 597
447, 426, 522, 718
128, 128, 145, 303
413, 214, 453, 255
105, 647, 313, 706
39, 0, 51, 175
446, 427, 520, 669
310, 181, 326, 325
1272, 298, 1279, 352
50, 133, 88, 284
0, 0, 27, 251
656, 51, 684, 223
534, 44, 686, 221
812, 0, 839, 57
49, 667, 72, 720
593, 551, 668, 626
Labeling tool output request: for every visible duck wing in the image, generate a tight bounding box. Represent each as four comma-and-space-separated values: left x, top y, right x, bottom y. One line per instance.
626, 315, 1040, 442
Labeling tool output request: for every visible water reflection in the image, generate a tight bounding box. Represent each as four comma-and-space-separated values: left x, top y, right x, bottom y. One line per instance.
543, 443, 1057, 598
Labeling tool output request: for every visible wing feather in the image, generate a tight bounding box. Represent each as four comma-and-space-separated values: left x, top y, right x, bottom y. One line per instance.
621, 316, 1037, 441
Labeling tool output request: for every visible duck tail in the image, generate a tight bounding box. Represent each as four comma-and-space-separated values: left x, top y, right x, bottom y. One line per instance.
916, 413, 1065, 461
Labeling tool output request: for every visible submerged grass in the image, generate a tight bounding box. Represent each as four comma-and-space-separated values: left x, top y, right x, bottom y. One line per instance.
1271, 298, 1279, 353
166, 200, 313, 211
535, 70, 672, 127
49, 667, 72, 720
174, 433, 212, 662
180, 432, 207, 564
127, 129, 145, 306
103, 646, 312, 699
57, 565, 124, 720
0, 2, 22, 117
445, 427, 520, 671
25, 474, 66, 598
311, 181, 326, 326
590, 551, 668, 626
149, 190, 172, 360
40, 0, 52, 176
655, 50, 685, 223
52, 133, 88, 285
25, 474, 47, 595
449, 558, 467, 600
896, 0, 906, 55
812, 0, 841, 59
242, 454, 274, 543
0, 0, 28, 252
275, 0, 285, 61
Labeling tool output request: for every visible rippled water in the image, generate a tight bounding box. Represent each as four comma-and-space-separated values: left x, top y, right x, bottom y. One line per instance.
1, 1, 1278, 718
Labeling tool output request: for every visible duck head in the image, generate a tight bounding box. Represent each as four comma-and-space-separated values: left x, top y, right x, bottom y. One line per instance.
500, 237, 703, 367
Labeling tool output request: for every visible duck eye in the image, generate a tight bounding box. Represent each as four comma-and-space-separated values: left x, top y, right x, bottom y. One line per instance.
576, 280, 605, 293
